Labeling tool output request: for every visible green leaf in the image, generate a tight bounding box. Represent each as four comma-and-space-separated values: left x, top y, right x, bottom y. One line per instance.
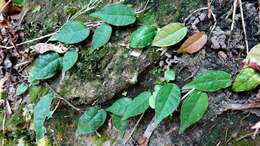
164, 67, 175, 82
91, 3, 136, 26
180, 90, 208, 133
112, 114, 128, 137
155, 83, 180, 124
62, 48, 78, 72
152, 23, 187, 47
106, 98, 132, 116
122, 91, 151, 120
34, 94, 53, 141
16, 82, 29, 96
50, 21, 90, 44
232, 67, 260, 92
130, 25, 157, 49
76, 107, 107, 137
14, 0, 24, 6
182, 70, 232, 92
91, 24, 112, 51
28, 86, 49, 103
149, 85, 162, 109
28, 52, 62, 84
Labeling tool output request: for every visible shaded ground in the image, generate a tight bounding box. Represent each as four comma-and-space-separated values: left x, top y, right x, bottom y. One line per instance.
1, 0, 260, 145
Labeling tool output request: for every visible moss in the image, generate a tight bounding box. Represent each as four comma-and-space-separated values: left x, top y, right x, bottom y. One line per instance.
64, 5, 78, 16
28, 85, 49, 103
146, 48, 160, 62
92, 133, 109, 146
137, 11, 157, 26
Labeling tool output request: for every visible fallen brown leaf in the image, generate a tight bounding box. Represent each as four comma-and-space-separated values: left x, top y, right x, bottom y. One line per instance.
177, 31, 207, 54
31, 43, 68, 54
0, 0, 22, 14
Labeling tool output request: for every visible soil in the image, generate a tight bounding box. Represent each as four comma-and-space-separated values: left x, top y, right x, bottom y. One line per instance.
1, 0, 260, 145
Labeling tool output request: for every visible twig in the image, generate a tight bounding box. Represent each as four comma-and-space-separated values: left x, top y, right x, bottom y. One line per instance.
70, 0, 102, 20
0, 0, 11, 13
124, 113, 145, 145
228, 0, 238, 49
1, 0, 101, 49
209, 8, 217, 35
45, 83, 81, 112
1, 113, 6, 146
231, 0, 238, 32
51, 99, 61, 114
225, 103, 260, 111
138, 116, 158, 145
181, 88, 195, 100
0, 33, 55, 49
238, 0, 249, 54
135, 0, 150, 14
184, 7, 208, 23
184, 6, 216, 34
208, 0, 212, 18
235, 131, 260, 141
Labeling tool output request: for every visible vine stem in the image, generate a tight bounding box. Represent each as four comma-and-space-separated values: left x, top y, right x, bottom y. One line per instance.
45, 83, 81, 112
124, 113, 145, 145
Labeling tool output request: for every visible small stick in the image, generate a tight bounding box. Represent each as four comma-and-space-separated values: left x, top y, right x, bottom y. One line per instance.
184, 7, 208, 23
51, 99, 61, 114
45, 83, 81, 112
1, 113, 6, 146
208, 0, 212, 18
0, 33, 55, 49
181, 88, 195, 100
238, 0, 249, 54
135, 0, 150, 14
0, 0, 11, 13
231, 0, 238, 32
1, 0, 101, 49
124, 113, 145, 145
138, 116, 158, 145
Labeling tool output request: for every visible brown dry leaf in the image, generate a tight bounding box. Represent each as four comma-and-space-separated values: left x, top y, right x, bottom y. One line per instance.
177, 31, 207, 54
31, 43, 68, 54
0, 0, 22, 14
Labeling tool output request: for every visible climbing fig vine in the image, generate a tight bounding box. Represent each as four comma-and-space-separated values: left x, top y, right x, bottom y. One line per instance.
13, 2, 259, 143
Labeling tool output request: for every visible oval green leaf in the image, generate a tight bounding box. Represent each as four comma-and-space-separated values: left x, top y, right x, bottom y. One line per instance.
155, 83, 181, 124
246, 44, 260, 63
76, 107, 107, 137
164, 67, 175, 82
180, 90, 208, 133
112, 114, 128, 137
232, 67, 260, 92
149, 85, 162, 109
106, 97, 132, 116
130, 25, 157, 49
182, 70, 232, 92
152, 23, 187, 47
122, 91, 151, 120
91, 23, 112, 51
62, 48, 78, 72
34, 94, 53, 141
28, 52, 62, 84
90, 3, 136, 26
16, 82, 29, 96
50, 21, 90, 44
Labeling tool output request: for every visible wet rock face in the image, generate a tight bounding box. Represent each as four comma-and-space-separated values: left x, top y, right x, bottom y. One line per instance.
61, 44, 159, 104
